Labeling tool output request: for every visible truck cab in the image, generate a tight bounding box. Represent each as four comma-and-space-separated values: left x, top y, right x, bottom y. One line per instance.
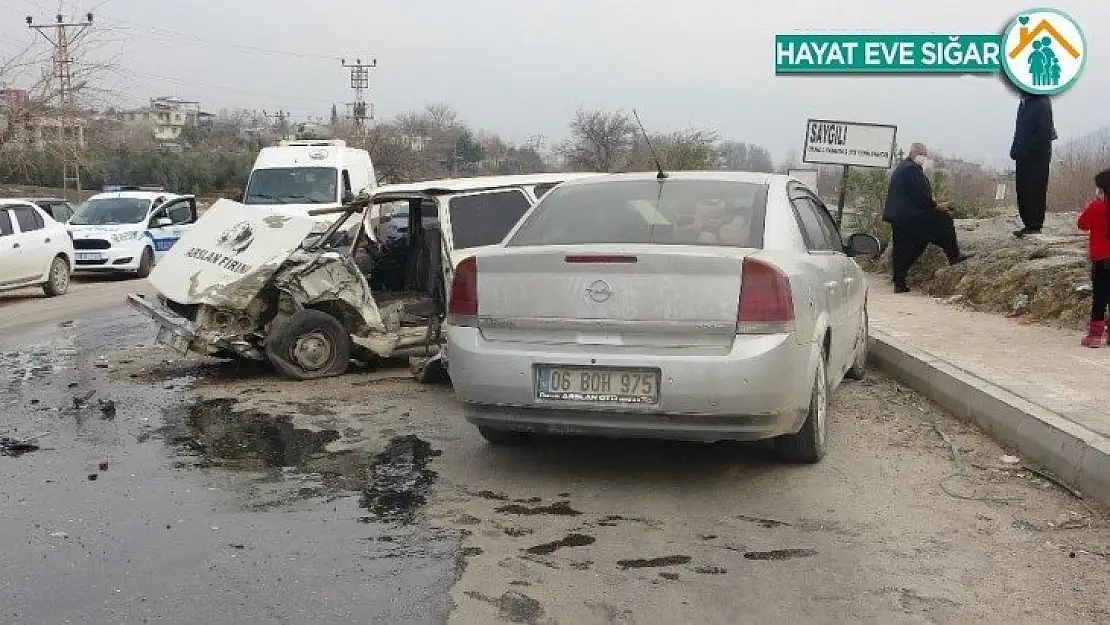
240, 139, 377, 219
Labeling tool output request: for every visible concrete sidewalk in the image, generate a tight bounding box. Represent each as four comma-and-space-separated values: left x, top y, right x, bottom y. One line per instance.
866, 279, 1110, 508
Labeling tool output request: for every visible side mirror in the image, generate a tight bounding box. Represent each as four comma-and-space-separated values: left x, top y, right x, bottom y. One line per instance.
844, 232, 882, 257
154, 217, 173, 228
342, 190, 355, 204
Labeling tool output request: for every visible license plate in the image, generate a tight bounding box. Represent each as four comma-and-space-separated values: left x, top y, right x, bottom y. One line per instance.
536, 366, 659, 404
156, 325, 189, 354
75, 252, 103, 261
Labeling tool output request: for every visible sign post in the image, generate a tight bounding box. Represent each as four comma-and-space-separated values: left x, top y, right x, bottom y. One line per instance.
802, 119, 898, 227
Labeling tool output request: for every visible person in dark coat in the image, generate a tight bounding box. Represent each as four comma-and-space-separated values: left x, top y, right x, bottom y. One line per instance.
1010, 92, 1057, 238
882, 143, 972, 293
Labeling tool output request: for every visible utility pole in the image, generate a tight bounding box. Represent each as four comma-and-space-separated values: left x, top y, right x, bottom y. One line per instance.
340, 57, 375, 143
27, 12, 93, 200
262, 109, 289, 140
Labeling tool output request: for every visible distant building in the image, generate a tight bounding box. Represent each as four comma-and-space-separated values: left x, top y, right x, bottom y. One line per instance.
118, 96, 214, 146
2, 115, 87, 150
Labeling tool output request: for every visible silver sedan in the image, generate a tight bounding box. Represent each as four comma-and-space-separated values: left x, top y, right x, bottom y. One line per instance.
444, 171, 881, 463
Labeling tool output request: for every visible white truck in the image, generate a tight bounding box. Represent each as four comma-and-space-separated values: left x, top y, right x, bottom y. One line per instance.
239, 139, 377, 218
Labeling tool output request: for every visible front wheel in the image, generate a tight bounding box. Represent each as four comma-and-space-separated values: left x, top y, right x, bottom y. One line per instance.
42, 255, 70, 297
774, 352, 829, 463
265, 309, 352, 380
135, 247, 154, 279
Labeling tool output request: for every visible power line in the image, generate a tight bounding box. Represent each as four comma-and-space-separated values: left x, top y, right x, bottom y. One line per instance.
99, 14, 340, 61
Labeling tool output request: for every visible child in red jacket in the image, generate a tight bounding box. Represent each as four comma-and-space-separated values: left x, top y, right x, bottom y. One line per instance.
1076, 168, 1110, 347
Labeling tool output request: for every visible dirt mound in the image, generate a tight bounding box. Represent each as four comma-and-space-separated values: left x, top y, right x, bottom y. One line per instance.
864, 211, 1093, 328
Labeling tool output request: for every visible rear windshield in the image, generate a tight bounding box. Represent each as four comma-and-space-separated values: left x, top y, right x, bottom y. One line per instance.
506, 179, 767, 248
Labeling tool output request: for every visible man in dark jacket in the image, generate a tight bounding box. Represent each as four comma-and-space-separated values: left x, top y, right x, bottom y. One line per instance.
1010, 92, 1057, 238
883, 143, 971, 293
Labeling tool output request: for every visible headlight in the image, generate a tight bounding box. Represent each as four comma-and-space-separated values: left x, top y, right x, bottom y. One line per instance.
111, 231, 142, 243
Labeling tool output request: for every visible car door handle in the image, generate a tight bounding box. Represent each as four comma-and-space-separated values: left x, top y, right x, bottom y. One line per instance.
44, 237, 51, 243
12, 242, 20, 248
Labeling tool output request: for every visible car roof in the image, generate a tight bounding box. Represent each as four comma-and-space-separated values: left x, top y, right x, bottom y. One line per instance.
555, 170, 786, 189
0, 199, 39, 208
370, 172, 602, 198
85, 191, 193, 201
14, 197, 68, 203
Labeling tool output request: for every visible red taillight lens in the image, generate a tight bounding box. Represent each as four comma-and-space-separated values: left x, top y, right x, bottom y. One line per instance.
447, 256, 478, 325
737, 257, 794, 333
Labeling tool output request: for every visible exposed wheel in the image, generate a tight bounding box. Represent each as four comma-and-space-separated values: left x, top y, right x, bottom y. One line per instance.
845, 308, 868, 381
42, 255, 70, 297
135, 247, 154, 279
775, 351, 828, 463
265, 309, 352, 380
477, 426, 531, 446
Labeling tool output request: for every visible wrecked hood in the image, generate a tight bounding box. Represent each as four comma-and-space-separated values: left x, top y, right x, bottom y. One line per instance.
148, 199, 319, 309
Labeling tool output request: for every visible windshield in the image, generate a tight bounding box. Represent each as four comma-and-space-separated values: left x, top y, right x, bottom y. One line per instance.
506, 179, 767, 248
243, 167, 338, 205
69, 197, 152, 226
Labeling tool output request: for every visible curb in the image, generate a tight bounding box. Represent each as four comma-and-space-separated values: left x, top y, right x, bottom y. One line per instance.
868, 328, 1110, 509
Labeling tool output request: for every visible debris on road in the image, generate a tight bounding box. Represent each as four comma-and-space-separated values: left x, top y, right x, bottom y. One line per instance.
72, 390, 95, 409
0, 435, 41, 457
98, 399, 117, 419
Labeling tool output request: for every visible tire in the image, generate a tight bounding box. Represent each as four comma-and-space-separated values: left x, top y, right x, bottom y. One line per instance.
264, 309, 352, 380
42, 255, 70, 297
775, 351, 829, 464
845, 308, 868, 381
477, 426, 532, 446
135, 247, 154, 279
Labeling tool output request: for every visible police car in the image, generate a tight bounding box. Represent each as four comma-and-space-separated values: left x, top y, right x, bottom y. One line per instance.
66, 187, 198, 278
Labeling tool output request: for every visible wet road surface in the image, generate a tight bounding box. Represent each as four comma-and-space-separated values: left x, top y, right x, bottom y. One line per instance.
1, 281, 1108, 624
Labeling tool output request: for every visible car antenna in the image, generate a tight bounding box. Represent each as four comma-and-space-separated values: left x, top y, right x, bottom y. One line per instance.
633, 109, 668, 180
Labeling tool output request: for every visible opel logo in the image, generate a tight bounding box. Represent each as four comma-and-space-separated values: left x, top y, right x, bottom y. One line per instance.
585, 279, 613, 302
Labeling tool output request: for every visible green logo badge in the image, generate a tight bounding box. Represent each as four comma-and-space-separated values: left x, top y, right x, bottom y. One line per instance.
1000, 7, 1087, 94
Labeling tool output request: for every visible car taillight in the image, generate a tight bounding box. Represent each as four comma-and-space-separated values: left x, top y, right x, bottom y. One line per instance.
447, 256, 478, 326
736, 257, 794, 334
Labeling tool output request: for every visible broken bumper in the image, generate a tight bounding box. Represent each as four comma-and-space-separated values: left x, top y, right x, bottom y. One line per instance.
125, 293, 196, 354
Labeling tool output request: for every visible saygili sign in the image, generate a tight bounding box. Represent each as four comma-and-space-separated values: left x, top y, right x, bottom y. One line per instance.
801, 119, 898, 227
802, 119, 898, 170
775, 7, 1087, 95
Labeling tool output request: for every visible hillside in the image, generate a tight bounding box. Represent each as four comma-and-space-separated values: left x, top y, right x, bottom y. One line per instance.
863, 211, 1092, 329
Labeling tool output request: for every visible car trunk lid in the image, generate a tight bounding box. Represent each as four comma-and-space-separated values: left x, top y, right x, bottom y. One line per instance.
473, 245, 755, 348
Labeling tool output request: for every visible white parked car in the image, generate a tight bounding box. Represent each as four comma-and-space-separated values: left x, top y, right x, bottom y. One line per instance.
66, 189, 198, 278
0, 199, 75, 297
445, 171, 881, 463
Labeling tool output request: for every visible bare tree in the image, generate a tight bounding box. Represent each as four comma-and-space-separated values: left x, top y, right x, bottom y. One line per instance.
559, 108, 637, 172
718, 140, 775, 172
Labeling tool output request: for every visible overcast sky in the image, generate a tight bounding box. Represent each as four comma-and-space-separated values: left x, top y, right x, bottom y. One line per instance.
1, 0, 1105, 167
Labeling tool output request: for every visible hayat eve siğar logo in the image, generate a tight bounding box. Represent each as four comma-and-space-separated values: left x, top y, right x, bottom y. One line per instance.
1001, 8, 1086, 95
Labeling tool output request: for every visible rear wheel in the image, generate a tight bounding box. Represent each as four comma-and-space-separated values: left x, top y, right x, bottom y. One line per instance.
135, 247, 154, 279
411, 356, 449, 384
845, 309, 868, 381
265, 309, 352, 380
42, 255, 70, 297
775, 352, 828, 463
477, 426, 532, 446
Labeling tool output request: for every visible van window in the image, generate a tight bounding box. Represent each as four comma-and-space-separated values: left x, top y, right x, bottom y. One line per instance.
0, 210, 13, 236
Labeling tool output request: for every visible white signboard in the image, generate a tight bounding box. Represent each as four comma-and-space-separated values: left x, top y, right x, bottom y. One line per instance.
788, 168, 819, 192
994, 183, 1007, 201
802, 119, 898, 169
148, 199, 319, 309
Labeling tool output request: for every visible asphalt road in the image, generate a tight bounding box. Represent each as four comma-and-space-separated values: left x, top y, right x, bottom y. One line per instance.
1, 279, 1107, 624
